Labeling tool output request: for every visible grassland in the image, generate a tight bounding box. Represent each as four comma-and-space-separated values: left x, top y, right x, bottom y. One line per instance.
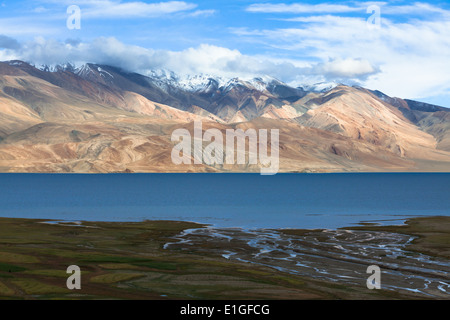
0, 217, 448, 300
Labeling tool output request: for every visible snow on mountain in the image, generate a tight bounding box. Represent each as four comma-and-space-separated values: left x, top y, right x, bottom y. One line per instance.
74, 64, 94, 77
141, 67, 291, 95
96, 66, 114, 79
30, 61, 335, 96
30, 62, 113, 80
299, 81, 339, 93
34, 62, 79, 73
7, 61, 27, 67
177, 74, 227, 93
141, 69, 184, 93
248, 76, 285, 92
143, 70, 229, 94
176, 74, 287, 95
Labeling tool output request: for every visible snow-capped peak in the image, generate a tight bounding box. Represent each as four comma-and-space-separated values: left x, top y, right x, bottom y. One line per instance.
35, 62, 79, 73
144, 70, 232, 94
178, 74, 227, 93
299, 81, 339, 93
74, 64, 95, 78
147, 69, 178, 83
12, 60, 338, 95
144, 69, 286, 94
247, 76, 285, 92
73, 64, 114, 81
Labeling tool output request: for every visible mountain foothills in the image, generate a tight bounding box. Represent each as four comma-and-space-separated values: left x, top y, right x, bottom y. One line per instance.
0, 60, 449, 173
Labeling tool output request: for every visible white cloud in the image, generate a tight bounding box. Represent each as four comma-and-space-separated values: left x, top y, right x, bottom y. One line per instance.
34, 0, 198, 19
235, 4, 450, 100
247, 2, 449, 16
84, 1, 197, 18
34, 6, 50, 13
188, 9, 216, 17
1, 31, 443, 102
246, 3, 363, 14
381, 2, 450, 15
1, 1, 449, 103
319, 58, 376, 78
0, 37, 315, 82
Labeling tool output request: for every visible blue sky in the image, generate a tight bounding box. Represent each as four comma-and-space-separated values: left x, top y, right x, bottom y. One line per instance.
0, 0, 449, 106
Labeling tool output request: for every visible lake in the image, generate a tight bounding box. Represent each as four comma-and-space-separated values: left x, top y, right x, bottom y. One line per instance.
0, 173, 448, 229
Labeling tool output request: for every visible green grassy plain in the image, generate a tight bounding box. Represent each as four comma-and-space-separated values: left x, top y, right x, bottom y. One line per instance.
0, 217, 448, 300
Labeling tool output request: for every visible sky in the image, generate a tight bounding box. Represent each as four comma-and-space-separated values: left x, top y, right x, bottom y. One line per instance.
0, 0, 449, 106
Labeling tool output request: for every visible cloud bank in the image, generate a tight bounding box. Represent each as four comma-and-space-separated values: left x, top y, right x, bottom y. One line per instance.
0, 36, 378, 87
236, 2, 450, 100
0, 1, 449, 103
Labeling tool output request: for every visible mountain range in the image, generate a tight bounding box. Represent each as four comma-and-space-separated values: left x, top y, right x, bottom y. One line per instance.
0, 60, 449, 173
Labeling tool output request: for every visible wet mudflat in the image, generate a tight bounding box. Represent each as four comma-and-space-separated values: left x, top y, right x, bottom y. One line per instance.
165, 220, 450, 298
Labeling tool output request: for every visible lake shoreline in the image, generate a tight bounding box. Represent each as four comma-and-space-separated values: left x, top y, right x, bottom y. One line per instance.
0, 173, 448, 230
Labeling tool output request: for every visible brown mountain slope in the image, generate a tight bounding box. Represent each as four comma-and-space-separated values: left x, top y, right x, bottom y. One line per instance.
0, 95, 41, 138
0, 61, 449, 173
0, 65, 218, 124
415, 111, 450, 151
295, 86, 443, 159
367, 90, 450, 152
1, 115, 446, 173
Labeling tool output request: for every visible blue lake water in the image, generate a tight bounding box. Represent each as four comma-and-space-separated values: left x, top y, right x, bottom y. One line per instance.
0, 173, 448, 229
